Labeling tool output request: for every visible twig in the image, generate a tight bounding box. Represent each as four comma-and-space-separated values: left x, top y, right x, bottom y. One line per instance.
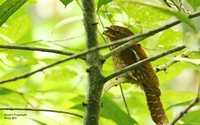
119, 84, 131, 117
162, 0, 172, 8
0, 44, 81, 57
0, 107, 83, 118
173, 57, 200, 66
102, 11, 200, 60
106, 45, 186, 81
171, 0, 181, 11
0, 45, 107, 84
169, 74, 200, 125
0, 41, 126, 84
155, 49, 192, 72
169, 97, 200, 125
103, 77, 128, 92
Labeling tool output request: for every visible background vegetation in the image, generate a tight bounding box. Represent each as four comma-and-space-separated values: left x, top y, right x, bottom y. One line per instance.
0, 0, 200, 125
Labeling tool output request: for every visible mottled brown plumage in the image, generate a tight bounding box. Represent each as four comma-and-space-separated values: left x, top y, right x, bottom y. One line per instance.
103, 25, 168, 125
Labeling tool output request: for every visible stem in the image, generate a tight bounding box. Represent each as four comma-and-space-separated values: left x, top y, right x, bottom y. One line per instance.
82, 0, 105, 125
0, 44, 77, 57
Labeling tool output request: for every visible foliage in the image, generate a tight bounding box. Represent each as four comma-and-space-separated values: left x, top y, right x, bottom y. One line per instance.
60, 0, 73, 7
0, 0, 200, 125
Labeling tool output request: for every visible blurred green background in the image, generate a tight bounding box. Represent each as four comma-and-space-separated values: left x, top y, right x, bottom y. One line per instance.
0, 0, 200, 125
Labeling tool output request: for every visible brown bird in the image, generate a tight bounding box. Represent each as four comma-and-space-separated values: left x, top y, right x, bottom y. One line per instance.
103, 25, 168, 125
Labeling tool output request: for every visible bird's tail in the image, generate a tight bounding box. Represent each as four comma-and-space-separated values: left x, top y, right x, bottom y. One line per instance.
143, 85, 168, 125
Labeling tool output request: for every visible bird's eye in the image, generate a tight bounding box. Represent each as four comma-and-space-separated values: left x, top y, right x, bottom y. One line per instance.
115, 31, 120, 35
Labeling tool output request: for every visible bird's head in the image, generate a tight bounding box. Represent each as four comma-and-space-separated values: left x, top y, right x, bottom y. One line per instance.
103, 25, 134, 41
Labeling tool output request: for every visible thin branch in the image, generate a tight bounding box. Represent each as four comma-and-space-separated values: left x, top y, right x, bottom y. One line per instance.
106, 45, 186, 81
169, 97, 199, 125
0, 41, 122, 84
162, 0, 172, 8
119, 84, 131, 117
171, 0, 181, 11
0, 51, 86, 84
0, 39, 126, 84
102, 11, 200, 60
0, 107, 83, 118
169, 74, 200, 125
0, 44, 82, 58
103, 77, 128, 93
155, 49, 192, 72
173, 57, 200, 66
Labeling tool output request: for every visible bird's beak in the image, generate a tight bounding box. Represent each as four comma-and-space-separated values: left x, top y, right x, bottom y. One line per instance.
103, 27, 111, 36
105, 27, 111, 30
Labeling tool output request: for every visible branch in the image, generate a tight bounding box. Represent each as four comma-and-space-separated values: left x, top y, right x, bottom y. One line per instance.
173, 57, 200, 66
0, 50, 86, 84
155, 49, 192, 72
169, 97, 199, 125
0, 107, 83, 118
0, 39, 124, 84
106, 45, 186, 81
119, 84, 131, 116
103, 11, 200, 60
170, 74, 200, 125
162, 0, 172, 8
0, 44, 82, 58
82, 0, 105, 124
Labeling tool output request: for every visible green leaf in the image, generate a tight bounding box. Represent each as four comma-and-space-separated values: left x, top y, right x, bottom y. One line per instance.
184, 32, 200, 52
70, 96, 137, 125
101, 97, 137, 125
30, 119, 48, 125
97, 0, 112, 11
163, 91, 196, 106
186, 0, 200, 11
145, 29, 183, 50
0, 88, 13, 95
181, 109, 200, 124
60, 0, 73, 7
0, 15, 30, 43
115, 1, 171, 28
116, 0, 195, 31
0, 0, 28, 26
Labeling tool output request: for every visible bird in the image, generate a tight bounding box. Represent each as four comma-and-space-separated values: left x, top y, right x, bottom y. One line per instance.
103, 25, 168, 125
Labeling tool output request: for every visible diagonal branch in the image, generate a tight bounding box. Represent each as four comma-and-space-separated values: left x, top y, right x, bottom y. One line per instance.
162, 0, 172, 8
155, 49, 192, 72
106, 45, 186, 81
0, 107, 83, 118
0, 40, 122, 84
103, 11, 200, 60
169, 97, 200, 125
0, 51, 86, 84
